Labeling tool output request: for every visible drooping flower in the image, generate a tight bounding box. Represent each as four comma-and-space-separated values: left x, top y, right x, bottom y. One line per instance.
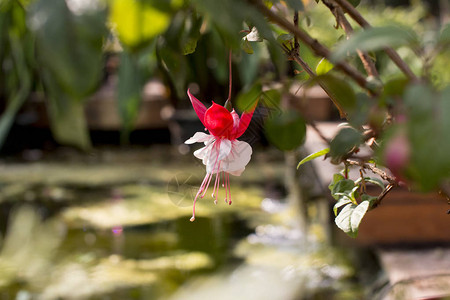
185, 89, 257, 221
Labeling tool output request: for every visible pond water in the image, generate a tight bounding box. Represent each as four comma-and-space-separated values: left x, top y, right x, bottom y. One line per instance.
0, 147, 368, 299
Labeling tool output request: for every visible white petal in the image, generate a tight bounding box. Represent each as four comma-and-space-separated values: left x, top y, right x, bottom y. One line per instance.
185, 132, 212, 144
228, 168, 245, 176
205, 141, 220, 174
218, 139, 232, 161
221, 140, 252, 176
193, 145, 208, 160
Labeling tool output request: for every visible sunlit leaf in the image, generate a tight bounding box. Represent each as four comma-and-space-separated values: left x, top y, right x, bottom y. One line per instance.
242, 39, 254, 54
110, 0, 171, 49
297, 148, 330, 169
265, 110, 306, 151
315, 58, 334, 75
331, 26, 419, 62
183, 38, 198, 55
333, 196, 352, 216
335, 203, 355, 237
335, 200, 369, 238
350, 201, 369, 236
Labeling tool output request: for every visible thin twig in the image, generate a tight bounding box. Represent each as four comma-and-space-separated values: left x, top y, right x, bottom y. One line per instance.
371, 183, 394, 209
283, 12, 347, 118
309, 122, 331, 144
347, 159, 397, 184
287, 50, 347, 118
249, 0, 371, 91
293, 10, 300, 57
332, 0, 419, 81
322, 0, 379, 78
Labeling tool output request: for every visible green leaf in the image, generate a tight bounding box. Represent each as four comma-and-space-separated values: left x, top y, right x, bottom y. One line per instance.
385, 77, 409, 97
355, 177, 385, 189
331, 178, 356, 200
242, 39, 254, 54
335, 200, 370, 238
438, 23, 450, 46
193, 0, 271, 50
117, 51, 145, 143
328, 173, 345, 192
183, 38, 198, 55
329, 127, 363, 162
157, 41, 188, 98
333, 196, 352, 216
0, 33, 32, 150
347, 0, 361, 8
315, 58, 334, 75
260, 89, 281, 109
297, 148, 330, 169
236, 82, 262, 112
110, 0, 171, 49
400, 84, 450, 191
277, 33, 294, 42
331, 26, 419, 62
335, 203, 356, 237
284, 0, 304, 11
350, 201, 370, 236
265, 110, 306, 151
361, 194, 378, 204
29, 0, 106, 98
309, 74, 357, 114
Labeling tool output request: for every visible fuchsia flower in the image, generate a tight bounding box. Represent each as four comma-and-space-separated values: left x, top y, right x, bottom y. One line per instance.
185, 89, 257, 221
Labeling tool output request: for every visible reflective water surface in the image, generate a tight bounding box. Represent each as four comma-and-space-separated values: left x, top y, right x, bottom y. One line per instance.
0, 147, 365, 299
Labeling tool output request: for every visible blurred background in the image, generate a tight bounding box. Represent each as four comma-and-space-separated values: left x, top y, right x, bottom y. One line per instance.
0, 0, 449, 299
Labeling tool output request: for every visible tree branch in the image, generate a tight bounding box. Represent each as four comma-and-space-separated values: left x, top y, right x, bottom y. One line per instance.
372, 183, 394, 209
285, 46, 348, 118
347, 159, 397, 185
332, 0, 419, 82
322, 0, 379, 78
249, 0, 371, 91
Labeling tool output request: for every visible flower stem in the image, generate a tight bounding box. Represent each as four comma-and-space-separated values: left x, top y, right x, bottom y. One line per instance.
227, 49, 233, 102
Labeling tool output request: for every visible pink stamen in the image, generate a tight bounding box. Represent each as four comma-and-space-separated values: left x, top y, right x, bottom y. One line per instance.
224, 173, 228, 204
192, 140, 225, 221
191, 173, 210, 222
198, 173, 210, 194
212, 163, 221, 198
200, 173, 213, 198
227, 173, 232, 205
